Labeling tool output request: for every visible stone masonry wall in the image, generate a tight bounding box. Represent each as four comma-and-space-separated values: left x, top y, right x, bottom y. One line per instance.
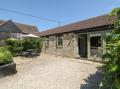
42, 32, 77, 58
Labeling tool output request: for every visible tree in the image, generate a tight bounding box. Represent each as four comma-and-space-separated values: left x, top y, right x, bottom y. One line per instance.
100, 8, 120, 89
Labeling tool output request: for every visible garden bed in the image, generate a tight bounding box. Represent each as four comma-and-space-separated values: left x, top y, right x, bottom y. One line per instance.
0, 62, 17, 78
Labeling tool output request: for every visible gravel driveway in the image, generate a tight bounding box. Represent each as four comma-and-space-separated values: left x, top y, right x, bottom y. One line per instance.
0, 54, 103, 89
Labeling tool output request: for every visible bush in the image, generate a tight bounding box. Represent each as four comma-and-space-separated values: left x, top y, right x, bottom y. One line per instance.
5, 38, 24, 56
100, 8, 120, 89
23, 38, 42, 53
0, 47, 13, 65
5, 38, 42, 56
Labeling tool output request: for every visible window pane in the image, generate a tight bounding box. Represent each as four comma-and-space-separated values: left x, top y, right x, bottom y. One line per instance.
90, 36, 101, 47
90, 36, 102, 57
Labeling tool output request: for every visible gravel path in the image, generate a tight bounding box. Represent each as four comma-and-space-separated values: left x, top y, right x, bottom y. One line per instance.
0, 54, 102, 89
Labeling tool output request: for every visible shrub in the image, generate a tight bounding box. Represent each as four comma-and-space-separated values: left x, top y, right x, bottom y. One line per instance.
23, 38, 42, 53
5, 38, 23, 56
100, 8, 120, 89
0, 47, 13, 65
5, 38, 42, 56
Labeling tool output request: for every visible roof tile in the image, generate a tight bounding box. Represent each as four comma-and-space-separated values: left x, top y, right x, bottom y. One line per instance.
39, 14, 117, 36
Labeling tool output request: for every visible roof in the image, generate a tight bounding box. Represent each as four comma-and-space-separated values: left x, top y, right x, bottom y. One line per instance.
0, 20, 22, 33
0, 20, 5, 25
14, 22, 39, 34
39, 14, 117, 36
0, 20, 39, 33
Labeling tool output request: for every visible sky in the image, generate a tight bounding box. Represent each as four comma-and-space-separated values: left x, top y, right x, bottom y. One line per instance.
0, 0, 119, 32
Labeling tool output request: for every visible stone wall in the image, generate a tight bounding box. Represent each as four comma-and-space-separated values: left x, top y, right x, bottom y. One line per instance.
42, 32, 77, 58
41, 29, 112, 59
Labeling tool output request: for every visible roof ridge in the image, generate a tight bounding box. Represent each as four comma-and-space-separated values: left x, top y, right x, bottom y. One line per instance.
1, 20, 23, 33
39, 14, 116, 36
0, 20, 39, 33
0, 19, 37, 28
13, 21, 37, 27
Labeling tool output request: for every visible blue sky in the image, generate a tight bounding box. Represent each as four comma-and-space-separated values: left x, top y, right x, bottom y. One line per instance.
0, 0, 119, 31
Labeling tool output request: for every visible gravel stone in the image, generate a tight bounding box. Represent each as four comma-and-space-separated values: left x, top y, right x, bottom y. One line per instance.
0, 54, 102, 89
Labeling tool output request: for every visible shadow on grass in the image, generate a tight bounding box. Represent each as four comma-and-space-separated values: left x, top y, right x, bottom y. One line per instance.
80, 66, 104, 89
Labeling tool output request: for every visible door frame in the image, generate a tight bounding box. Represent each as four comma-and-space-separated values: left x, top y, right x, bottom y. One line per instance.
78, 34, 87, 58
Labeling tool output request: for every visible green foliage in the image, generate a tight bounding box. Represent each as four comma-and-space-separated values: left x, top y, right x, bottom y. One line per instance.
22, 38, 42, 53
0, 47, 13, 65
110, 7, 120, 16
5, 38, 42, 56
100, 7, 120, 89
5, 38, 24, 56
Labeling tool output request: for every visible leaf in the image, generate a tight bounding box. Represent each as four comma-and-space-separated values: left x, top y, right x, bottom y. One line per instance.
109, 65, 118, 73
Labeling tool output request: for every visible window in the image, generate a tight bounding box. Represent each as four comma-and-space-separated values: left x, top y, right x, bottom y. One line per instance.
10, 33, 15, 38
90, 36, 102, 57
45, 37, 49, 47
10, 33, 21, 38
57, 35, 63, 47
90, 36, 101, 47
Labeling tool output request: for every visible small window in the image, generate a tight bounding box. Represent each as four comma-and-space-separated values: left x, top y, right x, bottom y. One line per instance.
57, 35, 63, 47
45, 37, 49, 47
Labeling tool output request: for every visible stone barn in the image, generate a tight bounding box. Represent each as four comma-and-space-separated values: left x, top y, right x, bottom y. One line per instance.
38, 14, 117, 61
